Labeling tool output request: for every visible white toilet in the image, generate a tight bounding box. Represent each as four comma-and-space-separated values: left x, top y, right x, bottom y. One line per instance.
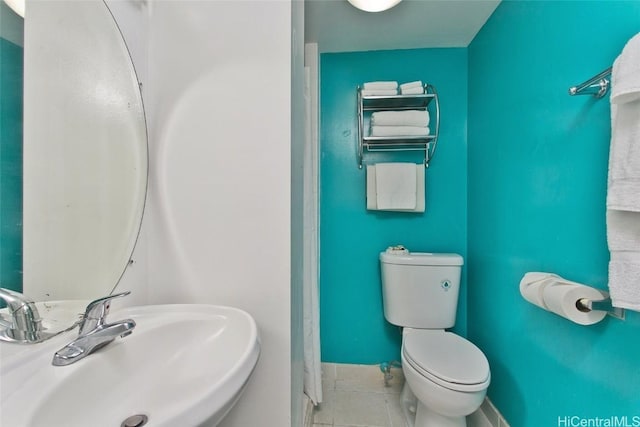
380, 248, 490, 427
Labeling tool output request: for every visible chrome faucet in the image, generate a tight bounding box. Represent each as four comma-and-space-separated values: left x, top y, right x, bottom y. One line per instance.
0, 288, 53, 343
52, 291, 136, 366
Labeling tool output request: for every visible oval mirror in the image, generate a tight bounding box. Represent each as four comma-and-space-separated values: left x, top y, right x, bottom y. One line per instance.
1, 0, 147, 302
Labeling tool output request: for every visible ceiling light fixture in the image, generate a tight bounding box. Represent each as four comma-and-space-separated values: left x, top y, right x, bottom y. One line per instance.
3, 0, 24, 18
347, 0, 402, 13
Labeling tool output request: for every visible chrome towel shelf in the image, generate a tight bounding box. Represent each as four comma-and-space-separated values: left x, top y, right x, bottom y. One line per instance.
357, 84, 440, 168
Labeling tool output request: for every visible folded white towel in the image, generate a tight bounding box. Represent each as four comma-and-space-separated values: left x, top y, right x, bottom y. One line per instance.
400, 86, 425, 95
366, 164, 425, 212
374, 163, 417, 210
400, 81, 423, 90
611, 32, 640, 105
361, 89, 398, 96
363, 81, 398, 90
371, 110, 430, 127
370, 126, 429, 137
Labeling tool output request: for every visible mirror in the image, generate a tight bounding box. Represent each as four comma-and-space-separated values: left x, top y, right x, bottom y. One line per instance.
0, 1, 24, 298
0, 0, 147, 304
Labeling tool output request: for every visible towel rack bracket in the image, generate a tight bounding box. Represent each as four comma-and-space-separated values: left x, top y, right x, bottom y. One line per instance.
568, 66, 612, 98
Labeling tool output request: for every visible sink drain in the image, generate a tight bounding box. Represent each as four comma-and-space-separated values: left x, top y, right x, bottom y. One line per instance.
121, 414, 149, 427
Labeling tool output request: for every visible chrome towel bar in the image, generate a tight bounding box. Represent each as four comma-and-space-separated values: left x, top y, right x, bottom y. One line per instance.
568, 66, 612, 98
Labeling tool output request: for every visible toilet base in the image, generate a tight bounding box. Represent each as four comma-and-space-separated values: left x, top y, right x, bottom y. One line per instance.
400, 383, 467, 427
400, 382, 418, 425
415, 400, 466, 427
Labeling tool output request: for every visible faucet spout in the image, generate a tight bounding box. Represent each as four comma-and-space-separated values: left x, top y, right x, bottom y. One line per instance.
0, 288, 54, 343
52, 319, 136, 366
52, 291, 135, 366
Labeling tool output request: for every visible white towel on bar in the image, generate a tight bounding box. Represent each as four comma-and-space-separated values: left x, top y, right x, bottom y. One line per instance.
607, 34, 640, 212
608, 252, 640, 311
363, 81, 398, 90
361, 89, 398, 96
371, 110, 430, 127
611, 33, 640, 105
607, 210, 640, 251
607, 31, 640, 311
401, 86, 425, 95
607, 101, 640, 211
371, 163, 418, 210
370, 126, 429, 137
400, 80, 423, 90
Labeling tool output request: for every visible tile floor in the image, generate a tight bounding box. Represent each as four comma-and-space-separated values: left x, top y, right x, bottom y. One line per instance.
311, 363, 495, 427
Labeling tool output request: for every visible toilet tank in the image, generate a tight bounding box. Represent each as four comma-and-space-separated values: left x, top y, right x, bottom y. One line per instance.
380, 251, 464, 328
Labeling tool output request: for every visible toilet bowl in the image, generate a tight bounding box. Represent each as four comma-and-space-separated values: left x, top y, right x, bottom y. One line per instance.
401, 329, 489, 427
379, 249, 491, 427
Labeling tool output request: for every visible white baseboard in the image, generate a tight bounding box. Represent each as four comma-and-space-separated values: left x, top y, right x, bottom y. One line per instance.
480, 397, 510, 427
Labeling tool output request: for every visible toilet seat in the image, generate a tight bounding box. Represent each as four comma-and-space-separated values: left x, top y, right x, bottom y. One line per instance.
403, 329, 490, 393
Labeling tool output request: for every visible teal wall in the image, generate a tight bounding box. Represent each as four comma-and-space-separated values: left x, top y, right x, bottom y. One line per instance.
0, 36, 23, 293
320, 49, 468, 364
468, 1, 640, 425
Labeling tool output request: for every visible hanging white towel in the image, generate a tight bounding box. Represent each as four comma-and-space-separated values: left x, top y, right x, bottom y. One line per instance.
366, 164, 425, 212
607, 34, 640, 212
375, 163, 417, 210
607, 210, 640, 310
371, 110, 430, 127
607, 32, 640, 311
370, 126, 429, 137
609, 251, 640, 311
363, 81, 398, 90
611, 33, 640, 105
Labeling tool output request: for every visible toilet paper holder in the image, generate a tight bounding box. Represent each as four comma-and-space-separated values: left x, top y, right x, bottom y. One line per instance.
575, 297, 625, 320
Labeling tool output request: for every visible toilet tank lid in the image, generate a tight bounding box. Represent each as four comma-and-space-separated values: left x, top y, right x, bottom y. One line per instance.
379, 252, 463, 266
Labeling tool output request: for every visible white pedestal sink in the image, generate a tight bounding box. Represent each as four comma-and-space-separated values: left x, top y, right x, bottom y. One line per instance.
0, 304, 260, 427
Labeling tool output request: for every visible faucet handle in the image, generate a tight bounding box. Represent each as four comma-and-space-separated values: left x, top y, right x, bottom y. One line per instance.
79, 291, 131, 335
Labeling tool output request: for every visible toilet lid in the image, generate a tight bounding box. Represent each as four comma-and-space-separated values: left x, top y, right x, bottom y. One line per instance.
403, 330, 490, 389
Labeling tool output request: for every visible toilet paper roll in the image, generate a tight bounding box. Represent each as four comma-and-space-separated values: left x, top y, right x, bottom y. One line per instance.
541, 282, 608, 325
519, 272, 560, 309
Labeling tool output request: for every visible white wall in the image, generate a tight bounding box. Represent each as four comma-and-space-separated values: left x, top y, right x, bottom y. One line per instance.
107, 1, 296, 424
144, 1, 293, 426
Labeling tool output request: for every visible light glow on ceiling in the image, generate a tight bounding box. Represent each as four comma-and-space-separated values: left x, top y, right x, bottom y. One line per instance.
347, 0, 402, 13
4, 0, 24, 17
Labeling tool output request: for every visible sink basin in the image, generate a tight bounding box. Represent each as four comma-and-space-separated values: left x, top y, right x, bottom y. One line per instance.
0, 304, 260, 427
